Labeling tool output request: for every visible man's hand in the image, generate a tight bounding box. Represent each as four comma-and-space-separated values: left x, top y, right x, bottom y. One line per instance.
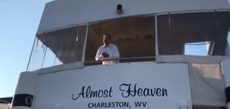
102, 52, 109, 58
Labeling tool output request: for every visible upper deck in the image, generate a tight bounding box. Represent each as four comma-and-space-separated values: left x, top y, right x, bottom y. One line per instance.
37, 0, 230, 35
27, 0, 230, 71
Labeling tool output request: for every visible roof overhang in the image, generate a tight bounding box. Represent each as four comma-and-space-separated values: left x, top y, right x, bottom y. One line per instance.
36, 0, 230, 35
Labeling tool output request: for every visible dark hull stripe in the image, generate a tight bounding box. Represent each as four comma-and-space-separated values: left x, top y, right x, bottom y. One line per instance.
12, 94, 33, 107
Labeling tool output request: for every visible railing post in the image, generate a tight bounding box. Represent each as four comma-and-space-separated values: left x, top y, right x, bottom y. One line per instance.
155, 14, 159, 56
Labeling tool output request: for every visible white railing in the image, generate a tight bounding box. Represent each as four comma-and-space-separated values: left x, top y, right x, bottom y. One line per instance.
84, 56, 156, 66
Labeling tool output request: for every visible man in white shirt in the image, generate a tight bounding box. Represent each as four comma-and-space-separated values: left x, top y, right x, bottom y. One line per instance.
95, 34, 120, 65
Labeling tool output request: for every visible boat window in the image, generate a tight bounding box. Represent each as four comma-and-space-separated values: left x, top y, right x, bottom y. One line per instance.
84, 16, 156, 66
157, 12, 230, 56
228, 33, 230, 44
184, 42, 208, 56
27, 25, 88, 71
225, 33, 230, 56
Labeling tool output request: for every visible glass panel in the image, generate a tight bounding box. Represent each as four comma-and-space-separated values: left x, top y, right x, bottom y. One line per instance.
42, 47, 56, 68
84, 16, 156, 66
228, 33, 230, 46
26, 38, 46, 71
184, 42, 208, 56
27, 25, 88, 71
225, 33, 230, 56
157, 12, 230, 56
53, 57, 63, 66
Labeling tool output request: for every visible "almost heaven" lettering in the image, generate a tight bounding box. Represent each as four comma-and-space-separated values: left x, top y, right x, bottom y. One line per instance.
71, 83, 168, 100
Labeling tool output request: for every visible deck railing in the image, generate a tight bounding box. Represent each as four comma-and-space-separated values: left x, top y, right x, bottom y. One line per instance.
84, 56, 156, 66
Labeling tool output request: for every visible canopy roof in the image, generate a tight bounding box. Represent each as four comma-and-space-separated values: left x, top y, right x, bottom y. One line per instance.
36, 0, 230, 35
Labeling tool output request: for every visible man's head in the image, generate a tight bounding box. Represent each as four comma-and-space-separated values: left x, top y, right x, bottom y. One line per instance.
103, 34, 111, 46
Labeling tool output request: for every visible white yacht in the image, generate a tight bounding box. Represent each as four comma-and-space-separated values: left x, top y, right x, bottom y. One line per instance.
4, 0, 230, 109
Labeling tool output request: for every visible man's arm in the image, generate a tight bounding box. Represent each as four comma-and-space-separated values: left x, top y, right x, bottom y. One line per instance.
95, 47, 103, 61
110, 45, 120, 59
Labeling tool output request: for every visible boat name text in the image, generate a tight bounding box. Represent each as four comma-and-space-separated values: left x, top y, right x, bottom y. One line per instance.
71, 83, 168, 100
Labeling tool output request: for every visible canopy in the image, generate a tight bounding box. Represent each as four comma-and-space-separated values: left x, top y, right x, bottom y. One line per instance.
36, 0, 230, 35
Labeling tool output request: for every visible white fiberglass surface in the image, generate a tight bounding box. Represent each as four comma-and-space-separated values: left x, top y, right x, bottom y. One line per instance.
32, 62, 192, 109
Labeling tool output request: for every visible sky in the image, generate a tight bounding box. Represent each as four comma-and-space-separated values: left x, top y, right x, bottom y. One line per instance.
0, 0, 52, 97
0, 0, 230, 98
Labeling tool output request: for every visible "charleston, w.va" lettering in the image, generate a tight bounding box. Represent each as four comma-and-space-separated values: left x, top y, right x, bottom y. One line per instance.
71, 83, 168, 100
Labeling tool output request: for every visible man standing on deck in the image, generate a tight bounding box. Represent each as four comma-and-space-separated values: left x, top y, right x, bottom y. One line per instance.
95, 34, 120, 65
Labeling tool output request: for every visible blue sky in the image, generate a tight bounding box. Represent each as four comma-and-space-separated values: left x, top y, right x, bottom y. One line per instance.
0, 0, 229, 97
0, 0, 52, 97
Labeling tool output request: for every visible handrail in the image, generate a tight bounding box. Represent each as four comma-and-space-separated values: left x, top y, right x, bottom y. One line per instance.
84, 56, 155, 66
